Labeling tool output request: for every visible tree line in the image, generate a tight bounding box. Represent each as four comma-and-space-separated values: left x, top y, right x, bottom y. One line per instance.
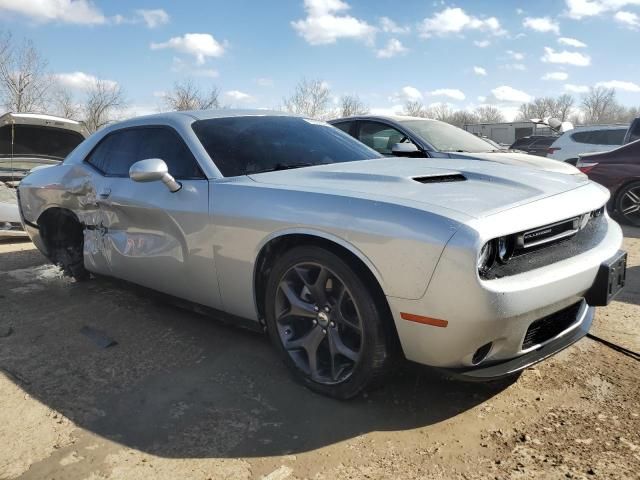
1, 29, 638, 133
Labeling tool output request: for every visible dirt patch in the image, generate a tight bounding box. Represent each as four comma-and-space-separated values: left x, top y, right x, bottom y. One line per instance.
0, 231, 639, 479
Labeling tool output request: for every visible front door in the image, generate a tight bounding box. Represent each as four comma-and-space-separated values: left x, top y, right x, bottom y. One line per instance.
82, 125, 221, 308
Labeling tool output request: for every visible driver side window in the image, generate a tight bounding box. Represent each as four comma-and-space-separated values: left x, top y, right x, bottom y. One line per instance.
358, 121, 408, 155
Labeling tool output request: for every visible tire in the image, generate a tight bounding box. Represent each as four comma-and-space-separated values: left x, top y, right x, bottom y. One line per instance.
615, 181, 640, 227
264, 245, 391, 399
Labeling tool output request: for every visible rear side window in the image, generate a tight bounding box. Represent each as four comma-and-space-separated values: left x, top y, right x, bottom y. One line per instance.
85, 127, 203, 179
572, 129, 626, 145
627, 120, 640, 144
332, 121, 354, 134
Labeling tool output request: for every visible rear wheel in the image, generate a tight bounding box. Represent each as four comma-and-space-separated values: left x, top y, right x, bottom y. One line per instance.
264, 245, 391, 399
615, 181, 640, 227
39, 209, 90, 281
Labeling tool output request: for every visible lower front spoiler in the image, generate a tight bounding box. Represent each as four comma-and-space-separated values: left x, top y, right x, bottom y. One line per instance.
443, 305, 594, 381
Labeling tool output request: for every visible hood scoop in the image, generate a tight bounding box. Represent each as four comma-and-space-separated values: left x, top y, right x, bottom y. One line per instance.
412, 173, 466, 184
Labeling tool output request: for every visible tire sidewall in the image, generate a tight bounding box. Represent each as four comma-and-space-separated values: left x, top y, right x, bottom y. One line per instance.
264, 245, 388, 399
615, 181, 640, 227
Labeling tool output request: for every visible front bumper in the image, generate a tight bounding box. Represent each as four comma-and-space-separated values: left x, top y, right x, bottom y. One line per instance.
445, 302, 593, 380
387, 211, 624, 371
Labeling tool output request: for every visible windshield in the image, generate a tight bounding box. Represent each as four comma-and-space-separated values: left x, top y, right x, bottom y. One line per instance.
0, 124, 85, 160
192, 116, 382, 176
400, 119, 496, 153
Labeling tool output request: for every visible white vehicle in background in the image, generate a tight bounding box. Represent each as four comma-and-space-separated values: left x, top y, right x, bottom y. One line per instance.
0, 113, 87, 238
547, 125, 628, 165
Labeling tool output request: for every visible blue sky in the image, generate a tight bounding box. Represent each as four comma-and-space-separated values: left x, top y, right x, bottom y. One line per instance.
0, 0, 639, 119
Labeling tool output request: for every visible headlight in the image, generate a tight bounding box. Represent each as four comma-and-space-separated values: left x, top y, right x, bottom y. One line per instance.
496, 236, 515, 263
477, 241, 496, 274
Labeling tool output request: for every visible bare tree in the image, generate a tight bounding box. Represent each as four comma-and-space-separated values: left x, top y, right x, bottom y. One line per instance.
163, 79, 220, 111
517, 95, 575, 122
339, 94, 368, 117
447, 110, 479, 127
581, 87, 621, 124
0, 31, 50, 113
403, 100, 428, 117
83, 80, 127, 133
50, 87, 80, 120
555, 94, 575, 122
283, 78, 331, 119
474, 105, 505, 123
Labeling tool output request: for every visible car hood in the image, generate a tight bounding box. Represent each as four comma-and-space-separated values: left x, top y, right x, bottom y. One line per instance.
447, 151, 578, 174
248, 157, 589, 219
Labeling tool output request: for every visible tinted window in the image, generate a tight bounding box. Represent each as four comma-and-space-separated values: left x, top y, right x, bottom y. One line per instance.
191, 116, 380, 177
86, 127, 203, 178
332, 121, 353, 134
400, 119, 495, 153
628, 120, 640, 143
0, 125, 84, 159
358, 122, 409, 155
572, 129, 626, 145
511, 137, 535, 149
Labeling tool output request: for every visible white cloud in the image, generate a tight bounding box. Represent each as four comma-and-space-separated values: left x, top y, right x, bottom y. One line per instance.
393, 86, 423, 102
291, 0, 375, 45
136, 9, 169, 28
151, 33, 226, 64
429, 89, 466, 101
379, 16, 410, 34
565, 0, 640, 19
473, 66, 487, 76
614, 10, 640, 28
419, 7, 505, 37
474, 39, 491, 47
0, 0, 105, 24
370, 104, 405, 116
170, 57, 219, 77
564, 83, 590, 93
558, 36, 587, 47
477, 95, 487, 102
507, 50, 525, 60
491, 85, 532, 103
255, 77, 274, 87
225, 90, 253, 102
503, 63, 527, 71
541, 47, 591, 66
54, 71, 117, 90
542, 71, 569, 80
376, 38, 408, 58
523, 16, 560, 34
596, 80, 640, 92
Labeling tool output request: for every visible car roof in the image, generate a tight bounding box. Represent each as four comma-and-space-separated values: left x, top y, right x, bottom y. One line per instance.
330, 115, 439, 123
0, 112, 88, 137
570, 124, 629, 131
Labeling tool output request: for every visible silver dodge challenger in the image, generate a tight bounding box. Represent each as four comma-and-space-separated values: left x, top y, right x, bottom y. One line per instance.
17, 110, 627, 399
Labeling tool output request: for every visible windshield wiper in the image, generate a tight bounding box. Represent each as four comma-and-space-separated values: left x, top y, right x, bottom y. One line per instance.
247, 162, 317, 174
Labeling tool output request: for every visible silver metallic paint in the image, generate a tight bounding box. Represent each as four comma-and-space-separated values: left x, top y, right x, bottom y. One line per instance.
17, 110, 623, 369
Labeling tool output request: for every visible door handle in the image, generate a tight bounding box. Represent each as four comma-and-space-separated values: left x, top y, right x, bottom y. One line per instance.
99, 188, 111, 199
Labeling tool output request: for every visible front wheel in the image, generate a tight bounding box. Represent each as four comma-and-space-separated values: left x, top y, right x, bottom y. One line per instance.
615, 181, 640, 227
264, 246, 392, 399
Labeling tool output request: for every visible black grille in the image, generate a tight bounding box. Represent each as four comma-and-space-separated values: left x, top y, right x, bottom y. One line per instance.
522, 302, 582, 349
413, 174, 466, 184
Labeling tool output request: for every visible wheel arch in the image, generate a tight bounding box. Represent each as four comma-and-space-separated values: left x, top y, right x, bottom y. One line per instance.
36, 206, 84, 258
252, 230, 394, 335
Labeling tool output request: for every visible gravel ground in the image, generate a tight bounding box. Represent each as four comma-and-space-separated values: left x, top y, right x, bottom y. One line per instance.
0, 228, 638, 480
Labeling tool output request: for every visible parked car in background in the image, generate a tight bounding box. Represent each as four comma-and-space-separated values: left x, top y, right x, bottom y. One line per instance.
577, 139, 640, 226
18, 110, 625, 399
623, 117, 640, 145
329, 115, 578, 175
547, 125, 628, 165
0, 113, 87, 238
510, 135, 558, 157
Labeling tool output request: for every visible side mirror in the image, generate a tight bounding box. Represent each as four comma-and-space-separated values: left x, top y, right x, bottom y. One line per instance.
129, 158, 181, 193
391, 142, 421, 157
